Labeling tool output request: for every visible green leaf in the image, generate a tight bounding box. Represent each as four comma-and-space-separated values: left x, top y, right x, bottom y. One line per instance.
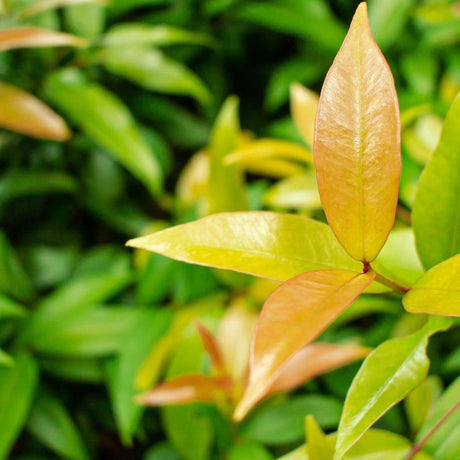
0, 293, 27, 320
334, 316, 452, 460
403, 253, 460, 316
144, 442, 180, 460
105, 309, 172, 445
206, 96, 248, 214
368, 0, 416, 49
64, 3, 105, 40
241, 395, 342, 445
127, 211, 361, 281
0, 352, 39, 460
44, 69, 163, 196
27, 389, 89, 460
108, 0, 168, 17
228, 441, 273, 460
412, 92, 460, 269
39, 356, 104, 383
0, 349, 13, 367
102, 23, 213, 47
100, 46, 211, 107
306, 415, 334, 460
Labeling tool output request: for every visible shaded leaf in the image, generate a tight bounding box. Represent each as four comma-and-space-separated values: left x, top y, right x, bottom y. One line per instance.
334, 316, 451, 460
234, 270, 374, 421
0, 350, 13, 367
0, 293, 27, 320
127, 212, 362, 281
412, 92, 460, 269
20, 0, 105, 18
314, 3, 400, 263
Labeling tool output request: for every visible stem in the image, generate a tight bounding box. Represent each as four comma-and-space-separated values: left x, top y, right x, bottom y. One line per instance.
372, 270, 410, 294
405, 398, 460, 460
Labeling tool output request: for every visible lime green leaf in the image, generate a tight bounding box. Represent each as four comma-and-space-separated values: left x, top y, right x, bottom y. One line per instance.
228, 442, 273, 460
0, 349, 13, 367
334, 316, 452, 460
64, 3, 105, 40
206, 96, 248, 214
403, 253, 460, 316
242, 395, 342, 446
44, 69, 163, 196
20, 0, 105, 18
105, 309, 172, 445
27, 389, 89, 460
306, 415, 334, 460
314, 3, 400, 263
0, 352, 39, 460
102, 23, 213, 47
0, 293, 27, 320
100, 46, 211, 107
0, 26, 87, 51
127, 212, 361, 281
235, 270, 374, 421
412, 92, 460, 269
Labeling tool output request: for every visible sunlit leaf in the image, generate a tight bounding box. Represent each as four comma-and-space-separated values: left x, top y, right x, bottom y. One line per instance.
234, 270, 375, 421
45, 69, 163, 196
102, 23, 213, 47
306, 415, 334, 460
127, 212, 362, 281
0, 27, 87, 51
290, 83, 319, 147
334, 316, 451, 460
314, 3, 401, 263
412, 92, 460, 269
242, 158, 305, 179
228, 441, 273, 460
0, 350, 13, 367
20, 0, 105, 18
268, 343, 370, 396
403, 253, 460, 316
100, 46, 211, 107
0, 352, 38, 459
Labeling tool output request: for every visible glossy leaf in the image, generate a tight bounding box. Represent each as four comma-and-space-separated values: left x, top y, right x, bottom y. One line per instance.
412, 92, 460, 269
0, 27, 86, 51
27, 389, 89, 460
102, 23, 213, 47
45, 69, 163, 196
20, 0, 105, 18
100, 47, 211, 107
334, 316, 451, 460
206, 96, 248, 214
306, 415, 334, 460
0, 82, 70, 140
290, 83, 319, 147
0, 352, 39, 460
403, 254, 460, 316
234, 270, 375, 421
127, 212, 362, 281
268, 343, 370, 396
314, 3, 401, 263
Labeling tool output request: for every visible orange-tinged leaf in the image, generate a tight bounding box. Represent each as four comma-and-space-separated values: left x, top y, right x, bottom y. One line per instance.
313, 2, 401, 263
195, 321, 227, 375
0, 27, 87, 51
290, 83, 319, 147
136, 374, 232, 406
267, 342, 370, 396
0, 82, 70, 141
233, 269, 375, 421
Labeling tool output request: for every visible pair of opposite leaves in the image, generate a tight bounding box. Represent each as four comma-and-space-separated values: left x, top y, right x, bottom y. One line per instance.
128, 0, 456, 451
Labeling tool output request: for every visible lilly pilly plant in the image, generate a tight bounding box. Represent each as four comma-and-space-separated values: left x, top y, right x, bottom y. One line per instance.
129, 3, 460, 458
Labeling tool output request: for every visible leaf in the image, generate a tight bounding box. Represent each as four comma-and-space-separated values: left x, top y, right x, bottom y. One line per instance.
228, 441, 273, 460
206, 96, 248, 214
20, 0, 105, 18
127, 212, 362, 281
0, 293, 27, 320
26, 389, 89, 460
44, 69, 163, 196
241, 395, 342, 446
306, 415, 334, 460
0, 82, 70, 141
313, 3, 401, 263
290, 83, 319, 147
64, 3, 105, 40
0, 352, 39, 460
268, 343, 370, 396
105, 309, 172, 445
234, 270, 374, 421
39, 356, 104, 383
412, 92, 460, 270
403, 253, 460, 316
195, 322, 226, 375
102, 23, 213, 47
100, 46, 211, 107
333, 316, 452, 460
0, 27, 87, 51
0, 350, 13, 367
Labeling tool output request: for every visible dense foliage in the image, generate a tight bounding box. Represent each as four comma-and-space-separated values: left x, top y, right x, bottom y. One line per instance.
2, 1, 460, 459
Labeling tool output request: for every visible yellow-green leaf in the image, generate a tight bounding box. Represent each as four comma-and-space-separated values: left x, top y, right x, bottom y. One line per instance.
403, 253, 460, 316
20, 0, 105, 18
126, 212, 362, 281
313, 3, 401, 263
234, 269, 375, 421
0, 82, 70, 141
0, 27, 87, 51
306, 415, 334, 460
290, 83, 319, 147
